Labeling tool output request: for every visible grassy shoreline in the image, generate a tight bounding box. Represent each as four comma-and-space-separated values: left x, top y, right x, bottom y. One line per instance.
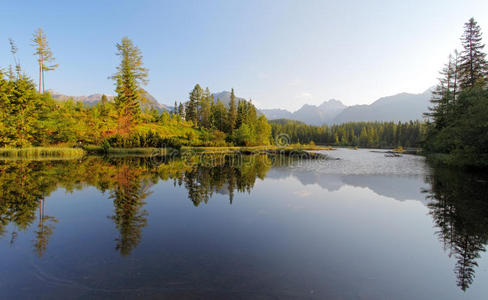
0, 147, 85, 159
0, 144, 335, 160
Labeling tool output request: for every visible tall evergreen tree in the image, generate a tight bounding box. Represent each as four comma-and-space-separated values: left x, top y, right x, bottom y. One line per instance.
197, 87, 212, 128
178, 102, 185, 118
458, 18, 488, 89
8, 38, 21, 78
211, 99, 227, 132
425, 54, 458, 130
111, 37, 148, 134
227, 88, 237, 134
186, 84, 202, 126
32, 28, 58, 93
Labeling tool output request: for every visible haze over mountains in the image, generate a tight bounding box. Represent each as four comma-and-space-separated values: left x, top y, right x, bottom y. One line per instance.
261, 88, 433, 125
48, 87, 433, 125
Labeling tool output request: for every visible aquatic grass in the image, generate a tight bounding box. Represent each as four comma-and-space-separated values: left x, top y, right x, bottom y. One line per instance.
84, 146, 169, 156
0, 147, 85, 159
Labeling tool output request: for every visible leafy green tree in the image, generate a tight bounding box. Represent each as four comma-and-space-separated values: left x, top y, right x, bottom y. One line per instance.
232, 123, 252, 146
255, 115, 271, 145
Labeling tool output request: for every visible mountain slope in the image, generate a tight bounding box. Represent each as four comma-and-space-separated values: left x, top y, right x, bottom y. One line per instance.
332, 89, 431, 124
211, 91, 247, 106
47, 89, 170, 112
259, 109, 293, 120
262, 99, 346, 126
262, 89, 431, 125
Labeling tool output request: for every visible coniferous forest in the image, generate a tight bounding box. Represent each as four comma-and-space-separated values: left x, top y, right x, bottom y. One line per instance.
424, 18, 488, 168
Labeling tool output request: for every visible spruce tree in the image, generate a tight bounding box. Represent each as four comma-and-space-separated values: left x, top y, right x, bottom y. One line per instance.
211, 99, 227, 132
425, 54, 458, 130
186, 84, 202, 126
458, 18, 488, 89
178, 102, 185, 118
227, 88, 237, 133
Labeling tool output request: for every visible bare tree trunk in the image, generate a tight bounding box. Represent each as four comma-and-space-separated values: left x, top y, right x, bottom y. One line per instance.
41, 55, 45, 93
39, 58, 42, 93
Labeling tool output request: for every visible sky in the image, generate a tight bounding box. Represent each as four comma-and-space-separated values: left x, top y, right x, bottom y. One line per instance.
1, 0, 488, 111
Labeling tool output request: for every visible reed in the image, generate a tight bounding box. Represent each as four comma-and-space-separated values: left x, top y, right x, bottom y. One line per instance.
0, 147, 85, 158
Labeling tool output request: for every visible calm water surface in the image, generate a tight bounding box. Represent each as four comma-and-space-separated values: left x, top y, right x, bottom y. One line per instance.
1, 149, 487, 299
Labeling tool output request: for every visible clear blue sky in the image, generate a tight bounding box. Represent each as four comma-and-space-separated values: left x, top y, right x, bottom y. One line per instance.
1, 0, 487, 111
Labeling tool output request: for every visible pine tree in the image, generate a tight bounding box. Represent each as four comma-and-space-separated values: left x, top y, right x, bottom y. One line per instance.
32, 28, 58, 93
178, 102, 185, 118
458, 18, 488, 89
211, 99, 227, 132
101, 94, 108, 105
227, 88, 237, 134
111, 37, 148, 134
8, 38, 21, 78
198, 87, 212, 128
186, 84, 202, 126
359, 127, 368, 147
425, 54, 458, 129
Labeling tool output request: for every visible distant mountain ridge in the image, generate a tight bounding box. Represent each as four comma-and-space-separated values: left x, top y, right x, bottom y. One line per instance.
47, 88, 433, 125
47, 89, 170, 112
261, 99, 347, 126
261, 88, 432, 125
211, 91, 248, 106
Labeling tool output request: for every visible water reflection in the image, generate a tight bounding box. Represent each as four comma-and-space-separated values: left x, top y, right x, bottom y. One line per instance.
109, 162, 151, 256
424, 166, 488, 291
0, 155, 273, 256
1, 155, 488, 293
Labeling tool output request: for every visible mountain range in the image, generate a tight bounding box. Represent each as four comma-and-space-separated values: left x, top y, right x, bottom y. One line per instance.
261, 88, 433, 125
47, 90, 246, 113
48, 88, 433, 125
47, 89, 170, 112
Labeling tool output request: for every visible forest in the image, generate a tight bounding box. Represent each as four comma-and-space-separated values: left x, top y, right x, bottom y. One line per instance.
424, 18, 488, 168
270, 119, 424, 148
0, 32, 271, 149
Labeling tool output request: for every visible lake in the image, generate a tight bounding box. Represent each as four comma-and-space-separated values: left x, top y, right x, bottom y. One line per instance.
1, 149, 487, 299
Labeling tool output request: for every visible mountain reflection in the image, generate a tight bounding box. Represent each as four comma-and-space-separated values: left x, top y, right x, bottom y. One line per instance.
424, 166, 488, 291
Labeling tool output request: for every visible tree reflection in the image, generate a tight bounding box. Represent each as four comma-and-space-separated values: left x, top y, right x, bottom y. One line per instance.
109, 161, 151, 256
0, 154, 274, 257
425, 166, 488, 291
0, 161, 59, 255
33, 205, 58, 257
182, 154, 271, 206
